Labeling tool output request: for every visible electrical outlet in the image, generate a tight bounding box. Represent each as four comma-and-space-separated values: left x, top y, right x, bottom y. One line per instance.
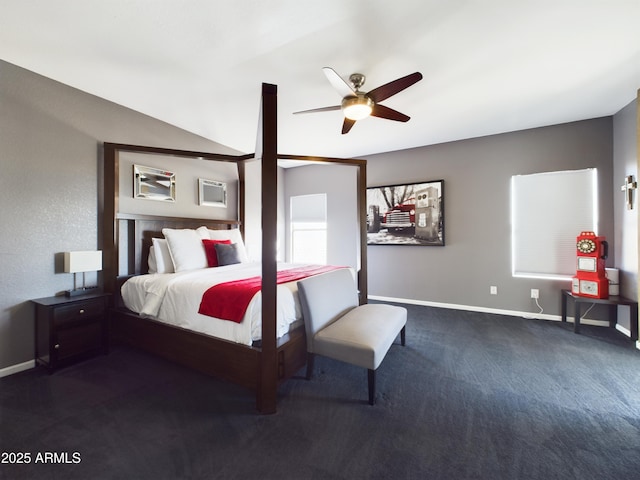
531, 289, 539, 299
490, 286, 498, 295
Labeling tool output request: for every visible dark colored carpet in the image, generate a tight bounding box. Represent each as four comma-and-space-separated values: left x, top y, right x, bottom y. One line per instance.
2, 305, 640, 480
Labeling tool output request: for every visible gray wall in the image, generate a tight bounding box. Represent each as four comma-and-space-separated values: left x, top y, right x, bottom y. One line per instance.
283, 164, 359, 270
283, 107, 638, 326
0, 60, 243, 372
1, 57, 637, 372
118, 151, 239, 220
613, 98, 638, 300
612, 97, 639, 333
241, 159, 286, 262
364, 118, 616, 316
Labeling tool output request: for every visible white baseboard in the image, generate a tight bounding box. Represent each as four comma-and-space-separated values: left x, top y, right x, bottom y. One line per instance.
0, 359, 35, 378
615, 323, 632, 338
3, 301, 637, 375
368, 295, 612, 327
369, 295, 563, 321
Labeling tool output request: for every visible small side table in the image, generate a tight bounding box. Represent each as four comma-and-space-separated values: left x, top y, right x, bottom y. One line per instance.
32, 292, 110, 372
561, 289, 638, 340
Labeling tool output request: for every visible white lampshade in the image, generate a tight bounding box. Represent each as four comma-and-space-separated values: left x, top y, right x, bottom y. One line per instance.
64, 251, 103, 273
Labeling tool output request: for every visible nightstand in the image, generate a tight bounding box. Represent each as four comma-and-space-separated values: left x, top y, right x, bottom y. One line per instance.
32, 292, 110, 372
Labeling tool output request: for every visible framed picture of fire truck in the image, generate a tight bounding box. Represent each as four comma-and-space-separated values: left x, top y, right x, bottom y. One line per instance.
366, 179, 444, 246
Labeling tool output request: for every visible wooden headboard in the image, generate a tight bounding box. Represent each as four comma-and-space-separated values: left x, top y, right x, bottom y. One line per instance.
110, 213, 238, 309
116, 213, 239, 276
102, 142, 252, 302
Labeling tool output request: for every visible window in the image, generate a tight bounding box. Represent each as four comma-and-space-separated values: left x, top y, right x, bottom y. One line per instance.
290, 194, 327, 264
511, 168, 597, 279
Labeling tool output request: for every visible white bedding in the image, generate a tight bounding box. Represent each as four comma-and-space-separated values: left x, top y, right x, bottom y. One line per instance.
121, 262, 309, 345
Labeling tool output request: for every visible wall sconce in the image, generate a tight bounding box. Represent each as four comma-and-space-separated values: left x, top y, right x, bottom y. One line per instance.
63, 251, 102, 297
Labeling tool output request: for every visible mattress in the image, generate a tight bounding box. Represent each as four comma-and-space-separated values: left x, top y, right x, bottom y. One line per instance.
121, 262, 310, 345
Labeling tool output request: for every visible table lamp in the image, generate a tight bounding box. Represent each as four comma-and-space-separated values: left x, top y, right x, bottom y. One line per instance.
64, 251, 102, 297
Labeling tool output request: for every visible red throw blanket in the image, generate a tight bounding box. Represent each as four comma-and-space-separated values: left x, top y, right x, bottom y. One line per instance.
198, 265, 346, 322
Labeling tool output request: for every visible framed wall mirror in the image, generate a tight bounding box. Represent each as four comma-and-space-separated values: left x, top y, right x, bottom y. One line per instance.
199, 178, 227, 207
134, 165, 176, 202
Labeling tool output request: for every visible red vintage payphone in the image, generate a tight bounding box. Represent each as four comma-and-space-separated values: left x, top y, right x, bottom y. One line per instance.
571, 231, 609, 298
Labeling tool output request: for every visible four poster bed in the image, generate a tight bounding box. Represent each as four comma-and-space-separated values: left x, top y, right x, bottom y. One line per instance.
101, 83, 368, 413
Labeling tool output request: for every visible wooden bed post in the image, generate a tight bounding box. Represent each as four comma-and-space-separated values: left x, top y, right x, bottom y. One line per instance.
357, 162, 368, 304
259, 83, 279, 414
102, 98, 367, 415
102, 143, 119, 299
237, 160, 246, 242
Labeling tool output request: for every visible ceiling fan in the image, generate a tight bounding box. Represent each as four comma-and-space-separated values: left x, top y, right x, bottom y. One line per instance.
294, 67, 423, 134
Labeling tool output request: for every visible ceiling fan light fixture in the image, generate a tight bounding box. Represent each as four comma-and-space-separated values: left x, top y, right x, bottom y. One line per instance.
342, 95, 373, 120
294, 68, 422, 133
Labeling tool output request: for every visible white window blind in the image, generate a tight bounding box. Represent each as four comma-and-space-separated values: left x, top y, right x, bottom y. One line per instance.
291, 194, 327, 264
511, 168, 597, 279
291, 193, 326, 223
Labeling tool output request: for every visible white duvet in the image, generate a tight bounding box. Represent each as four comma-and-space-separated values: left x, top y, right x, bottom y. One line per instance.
121, 262, 307, 345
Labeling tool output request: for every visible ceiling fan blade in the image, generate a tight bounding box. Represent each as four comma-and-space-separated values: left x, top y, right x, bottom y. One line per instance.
293, 105, 341, 115
323, 67, 357, 98
342, 118, 356, 134
371, 104, 410, 122
367, 72, 423, 103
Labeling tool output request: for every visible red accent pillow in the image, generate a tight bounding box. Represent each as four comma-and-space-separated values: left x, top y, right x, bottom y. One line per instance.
202, 239, 232, 267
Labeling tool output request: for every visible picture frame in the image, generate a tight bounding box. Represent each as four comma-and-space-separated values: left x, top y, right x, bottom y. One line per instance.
198, 178, 227, 207
367, 179, 444, 246
134, 165, 176, 202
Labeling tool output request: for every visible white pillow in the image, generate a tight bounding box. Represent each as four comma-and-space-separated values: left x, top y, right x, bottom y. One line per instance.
151, 238, 175, 274
161, 228, 208, 272
203, 227, 249, 263
147, 246, 157, 274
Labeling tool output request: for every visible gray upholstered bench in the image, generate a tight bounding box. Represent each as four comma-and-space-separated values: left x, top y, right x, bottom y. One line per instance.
297, 268, 407, 405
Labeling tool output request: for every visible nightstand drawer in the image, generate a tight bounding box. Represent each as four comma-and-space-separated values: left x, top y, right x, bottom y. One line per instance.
53, 298, 105, 326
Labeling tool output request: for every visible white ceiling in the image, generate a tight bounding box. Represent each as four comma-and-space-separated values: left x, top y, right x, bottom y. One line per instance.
1, 1, 639, 159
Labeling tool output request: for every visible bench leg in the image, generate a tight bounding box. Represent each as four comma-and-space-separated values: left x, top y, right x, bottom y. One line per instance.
400, 326, 406, 346
368, 369, 375, 405
306, 353, 315, 380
